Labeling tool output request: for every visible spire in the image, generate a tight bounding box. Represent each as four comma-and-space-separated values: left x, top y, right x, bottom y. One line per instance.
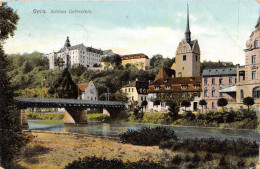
185, 4, 191, 44
64, 36, 71, 48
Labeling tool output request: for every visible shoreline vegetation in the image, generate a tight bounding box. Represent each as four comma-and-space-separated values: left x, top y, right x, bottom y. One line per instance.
16, 129, 258, 169
27, 108, 259, 130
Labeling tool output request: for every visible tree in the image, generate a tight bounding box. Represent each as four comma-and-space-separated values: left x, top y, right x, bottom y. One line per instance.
0, 3, 28, 168
111, 54, 122, 67
48, 68, 80, 99
168, 103, 179, 120
181, 100, 191, 112
153, 100, 160, 110
243, 97, 255, 111
114, 90, 128, 102
141, 100, 148, 112
199, 99, 207, 113
217, 98, 228, 109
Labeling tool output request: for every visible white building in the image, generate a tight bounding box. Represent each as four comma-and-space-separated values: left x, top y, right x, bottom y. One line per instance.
49, 37, 103, 70
78, 81, 98, 101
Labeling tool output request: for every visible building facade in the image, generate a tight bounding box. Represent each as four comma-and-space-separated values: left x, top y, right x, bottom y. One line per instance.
236, 17, 260, 110
202, 68, 237, 110
78, 81, 98, 101
121, 80, 149, 107
121, 53, 150, 70
49, 37, 103, 70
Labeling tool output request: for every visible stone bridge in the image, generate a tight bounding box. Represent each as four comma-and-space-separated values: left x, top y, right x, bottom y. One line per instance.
15, 97, 126, 129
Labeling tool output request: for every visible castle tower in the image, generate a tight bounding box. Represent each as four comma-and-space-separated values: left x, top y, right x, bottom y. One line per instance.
171, 4, 200, 77
64, 36, 71, 48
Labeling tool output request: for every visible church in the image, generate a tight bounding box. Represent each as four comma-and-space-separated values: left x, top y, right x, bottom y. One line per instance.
148, 5, 202, 112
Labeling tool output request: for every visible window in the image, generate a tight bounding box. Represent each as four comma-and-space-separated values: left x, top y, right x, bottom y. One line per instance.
240, 90, 244, 100
252, 55, 256, 64
132, 96, 134, 101
155, 86, 160, 90
181, 85, 188, 89
166, 86, 171, 89
255, 40, 258, 48
212, 90, 215, 97
125, 89, 127, 93
229, 77, 232, 84
219, 78, 223, 84
141, 96, 143, 101
235, 77, 237, 84
220, 93, 223, 98
239, 71, 245, 81
183, 55, 186, 61
212, 78, 215, 85
194, 85, 200, 88
204, 90, 208, 97
253, 87, 260, 98
132, 88, 134, 92
204, 78, 208, 85
182, 67, 184, 70
129, 88, 130, 92
252, 71, 257, 80
212, 102, 215, 108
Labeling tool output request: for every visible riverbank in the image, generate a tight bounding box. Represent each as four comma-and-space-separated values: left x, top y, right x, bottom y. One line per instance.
16, 131, 174, 169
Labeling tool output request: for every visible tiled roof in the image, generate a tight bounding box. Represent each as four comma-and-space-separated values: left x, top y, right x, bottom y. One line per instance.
78, 83, 89, 92
202, 67, 237, 77
121, 53, 149, 60
148, 77, 202, 93
151, 76, 201, 85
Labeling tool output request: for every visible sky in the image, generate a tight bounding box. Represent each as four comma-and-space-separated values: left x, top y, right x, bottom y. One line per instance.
3, 0, 260, 65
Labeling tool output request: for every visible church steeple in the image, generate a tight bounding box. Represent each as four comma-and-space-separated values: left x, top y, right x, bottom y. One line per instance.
64, 36, 71, 48
185, 4, 191, 44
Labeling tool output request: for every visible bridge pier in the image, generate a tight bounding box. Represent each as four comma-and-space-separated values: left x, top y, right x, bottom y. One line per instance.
103, 108, 125, 118
64, 108, 88, 124
19, 109, 29, 130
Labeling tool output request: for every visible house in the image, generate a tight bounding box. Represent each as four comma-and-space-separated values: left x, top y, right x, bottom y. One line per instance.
120, 53, 150, 70
121, 80, 149, 108
202, 68, 237, 110
236, 16, 260, 110
77, 81, 98, 101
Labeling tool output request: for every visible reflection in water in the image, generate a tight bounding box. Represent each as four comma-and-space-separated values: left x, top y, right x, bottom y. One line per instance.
29, 120, 260, 143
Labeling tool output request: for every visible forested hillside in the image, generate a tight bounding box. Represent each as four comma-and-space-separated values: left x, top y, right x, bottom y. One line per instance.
6, 52, 234, 100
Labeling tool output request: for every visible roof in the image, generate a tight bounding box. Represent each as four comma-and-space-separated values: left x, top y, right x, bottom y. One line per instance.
148, 77, 202, 93
121, 53, 149, 60
202, 67, 237, 77
154, 67, 175, 81
103, 49, 112, 55
58, 44, 102, 54
77, 83, 89, 92
219, 86, 236, 93
151, 76, 201, 86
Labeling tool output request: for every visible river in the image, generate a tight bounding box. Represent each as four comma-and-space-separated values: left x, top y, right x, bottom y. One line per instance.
29, 120, 260, 143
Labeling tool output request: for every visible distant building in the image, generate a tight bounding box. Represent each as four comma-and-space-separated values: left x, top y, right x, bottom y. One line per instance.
121, 80, 149, 108
236, 16, 260, 110
202, 68, 237, 110
121, 53, 150, 70
78, 81, 98, 101
49, 37, 103, 70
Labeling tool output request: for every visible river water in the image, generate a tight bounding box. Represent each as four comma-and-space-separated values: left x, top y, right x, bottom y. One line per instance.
29, 120, 260, 143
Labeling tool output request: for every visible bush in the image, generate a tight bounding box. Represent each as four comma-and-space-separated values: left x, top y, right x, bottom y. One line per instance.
65, 156, 166, 169
171, 155, 182, 165
120, 126, 177, 146
219, 156, 227, 166
204, 153, 213, 162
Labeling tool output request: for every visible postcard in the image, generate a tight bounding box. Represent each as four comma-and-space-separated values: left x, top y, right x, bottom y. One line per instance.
1, 0, 260, 168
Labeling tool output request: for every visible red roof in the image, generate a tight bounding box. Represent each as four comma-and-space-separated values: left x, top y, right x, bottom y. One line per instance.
78, 83, 89, 92
121, 53, 149, 60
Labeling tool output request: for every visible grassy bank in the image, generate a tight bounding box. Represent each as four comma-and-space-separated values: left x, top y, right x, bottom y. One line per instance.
27, 112, 64, 120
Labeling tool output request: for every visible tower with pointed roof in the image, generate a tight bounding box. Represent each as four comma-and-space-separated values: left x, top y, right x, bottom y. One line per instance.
171, 4, 200, 77
64, 36, 71, 48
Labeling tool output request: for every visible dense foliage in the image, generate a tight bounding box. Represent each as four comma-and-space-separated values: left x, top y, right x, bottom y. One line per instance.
160, 137, 258, 158
217, 98, 228, 108
120, 126, 177, 146
243, 97, 255, 111
65, 156, 166, 169
0, 3, 29, 168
